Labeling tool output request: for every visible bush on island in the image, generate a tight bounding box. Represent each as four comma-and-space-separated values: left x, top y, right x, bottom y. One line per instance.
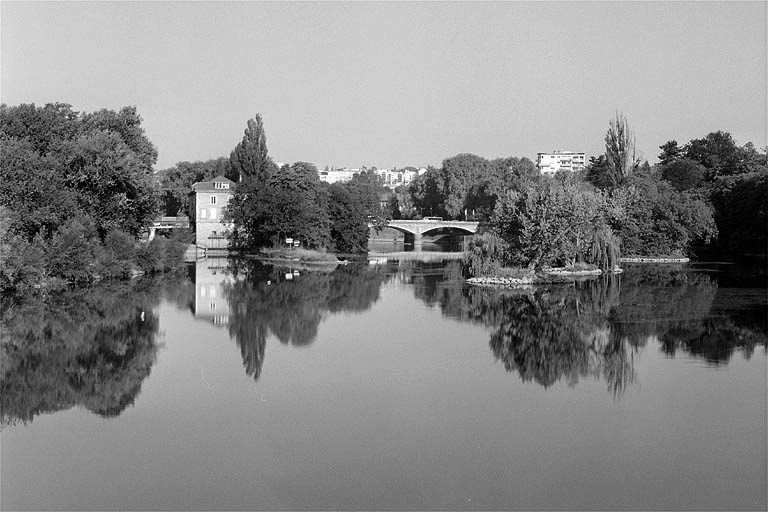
462, 233, 506, 278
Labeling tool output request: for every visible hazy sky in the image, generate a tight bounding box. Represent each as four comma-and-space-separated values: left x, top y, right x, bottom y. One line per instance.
2, 1, 766, 170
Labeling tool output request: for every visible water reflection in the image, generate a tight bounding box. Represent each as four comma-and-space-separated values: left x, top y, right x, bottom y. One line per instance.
191, 258, 391, 381
3, 259, 764, 425
0, 274, 188, 426
412, 263, 766, 395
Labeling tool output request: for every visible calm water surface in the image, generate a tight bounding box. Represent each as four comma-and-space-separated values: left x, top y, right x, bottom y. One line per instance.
1, 257, 766, 510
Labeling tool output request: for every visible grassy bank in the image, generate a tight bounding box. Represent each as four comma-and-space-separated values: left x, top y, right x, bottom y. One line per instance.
255, 247, 340, 264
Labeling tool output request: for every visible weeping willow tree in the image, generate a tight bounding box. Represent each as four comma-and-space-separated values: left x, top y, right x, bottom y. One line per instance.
462, 232, 507, 277
589, 225, 621, 271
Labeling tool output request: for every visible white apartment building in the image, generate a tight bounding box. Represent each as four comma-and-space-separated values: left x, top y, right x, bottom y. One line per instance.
318, 167, 427, 189
318, 168, 360, 184
536, 151, 587, 175
374, 167, 426, 189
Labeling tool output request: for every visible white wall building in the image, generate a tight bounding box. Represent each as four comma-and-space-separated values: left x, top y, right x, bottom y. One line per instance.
189, 176, 235, 250
318, 166, 428, 189
318, 168, 360, 184
536, 151, 587, 175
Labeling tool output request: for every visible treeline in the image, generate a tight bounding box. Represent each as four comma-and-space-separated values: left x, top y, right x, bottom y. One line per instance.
0, 103, 188, 296
191, 112, 765, 271
456, 114, 766, 274
157, 115, 395, 254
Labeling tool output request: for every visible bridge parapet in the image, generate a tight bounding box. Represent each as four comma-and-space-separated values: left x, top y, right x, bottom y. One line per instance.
386, 219, 479, 236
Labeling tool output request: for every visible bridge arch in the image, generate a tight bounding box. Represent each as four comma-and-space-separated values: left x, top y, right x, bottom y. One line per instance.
382, 219, 479, 246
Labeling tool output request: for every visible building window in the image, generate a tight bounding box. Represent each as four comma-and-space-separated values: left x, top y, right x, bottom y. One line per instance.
210, 207, 217, 219
210, 195, 217, 205
201, 208, 207, 219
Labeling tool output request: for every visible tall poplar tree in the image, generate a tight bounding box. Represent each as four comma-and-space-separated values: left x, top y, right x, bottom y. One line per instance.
604, 112, 640, 187
229, 114, 272, 183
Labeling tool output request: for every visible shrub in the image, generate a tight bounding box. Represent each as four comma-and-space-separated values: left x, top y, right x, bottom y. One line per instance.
136, 238, 186, 273
46, 217, 101, 284
462, 232, 506, 277
0, 232, 49, 294
97, 230, 137, 279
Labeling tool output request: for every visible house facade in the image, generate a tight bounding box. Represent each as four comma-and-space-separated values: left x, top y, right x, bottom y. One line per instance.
536, 151, 587, 175
189, 176, 235, 250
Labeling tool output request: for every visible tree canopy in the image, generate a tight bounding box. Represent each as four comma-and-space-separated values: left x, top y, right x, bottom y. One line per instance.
1, 103, 164, 293
490, 176, 621, 270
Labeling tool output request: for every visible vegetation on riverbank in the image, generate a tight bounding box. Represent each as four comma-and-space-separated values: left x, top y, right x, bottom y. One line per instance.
4, 103, 763, 296
460, 114, 765, 279
255, 247, 340, 264
0, 103, 188, 296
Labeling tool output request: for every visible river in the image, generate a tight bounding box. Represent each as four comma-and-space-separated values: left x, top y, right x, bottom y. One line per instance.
1, 256, 766, 510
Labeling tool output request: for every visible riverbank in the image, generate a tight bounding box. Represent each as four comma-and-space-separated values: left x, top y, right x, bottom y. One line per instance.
249, 247, 342, 265
620, 256, 690, 263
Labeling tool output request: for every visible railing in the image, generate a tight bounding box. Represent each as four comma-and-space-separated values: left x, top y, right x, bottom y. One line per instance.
152, 216, 190, 228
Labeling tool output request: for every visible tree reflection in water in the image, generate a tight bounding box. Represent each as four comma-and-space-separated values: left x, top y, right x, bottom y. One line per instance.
222, 260, 390, 381
414, 263, 766, 396
0, 274, 188, 426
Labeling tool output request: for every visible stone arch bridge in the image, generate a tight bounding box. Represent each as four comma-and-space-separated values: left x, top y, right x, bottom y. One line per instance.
382, 219, 479, 245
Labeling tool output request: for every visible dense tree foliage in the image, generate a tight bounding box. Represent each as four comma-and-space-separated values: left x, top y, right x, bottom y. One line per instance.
227, 115, 385, 253
708, 171, 768, 256
407, 155, 536, 221
408, 166, 446, 219
655, 131, 767, 256
490, 176, 621, 270
260, 163, 331, 248
660, 158, 706, 191
155, 157, 234, 215
0, 103, 173, 294
325, 182, 370, 253
614, 169, 717, 256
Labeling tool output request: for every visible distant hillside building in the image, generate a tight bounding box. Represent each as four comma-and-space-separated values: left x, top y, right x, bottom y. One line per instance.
536, 151, 586, 175
318, 168, 360, 184
189, 176, 235, 251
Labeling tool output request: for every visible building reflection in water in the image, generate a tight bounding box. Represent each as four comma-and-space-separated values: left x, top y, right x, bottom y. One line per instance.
191, 257, 236, 327
190, 257, 391, 382
186, 257, 766, 396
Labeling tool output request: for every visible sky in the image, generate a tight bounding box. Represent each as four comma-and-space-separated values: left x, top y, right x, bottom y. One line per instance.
1, 1, 766, 171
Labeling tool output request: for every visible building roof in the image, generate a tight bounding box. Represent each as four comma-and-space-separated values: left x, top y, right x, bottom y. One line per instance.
190, 176, 236, 193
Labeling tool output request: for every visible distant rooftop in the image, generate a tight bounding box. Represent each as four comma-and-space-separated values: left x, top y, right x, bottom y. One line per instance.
190, 175, 236, 193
